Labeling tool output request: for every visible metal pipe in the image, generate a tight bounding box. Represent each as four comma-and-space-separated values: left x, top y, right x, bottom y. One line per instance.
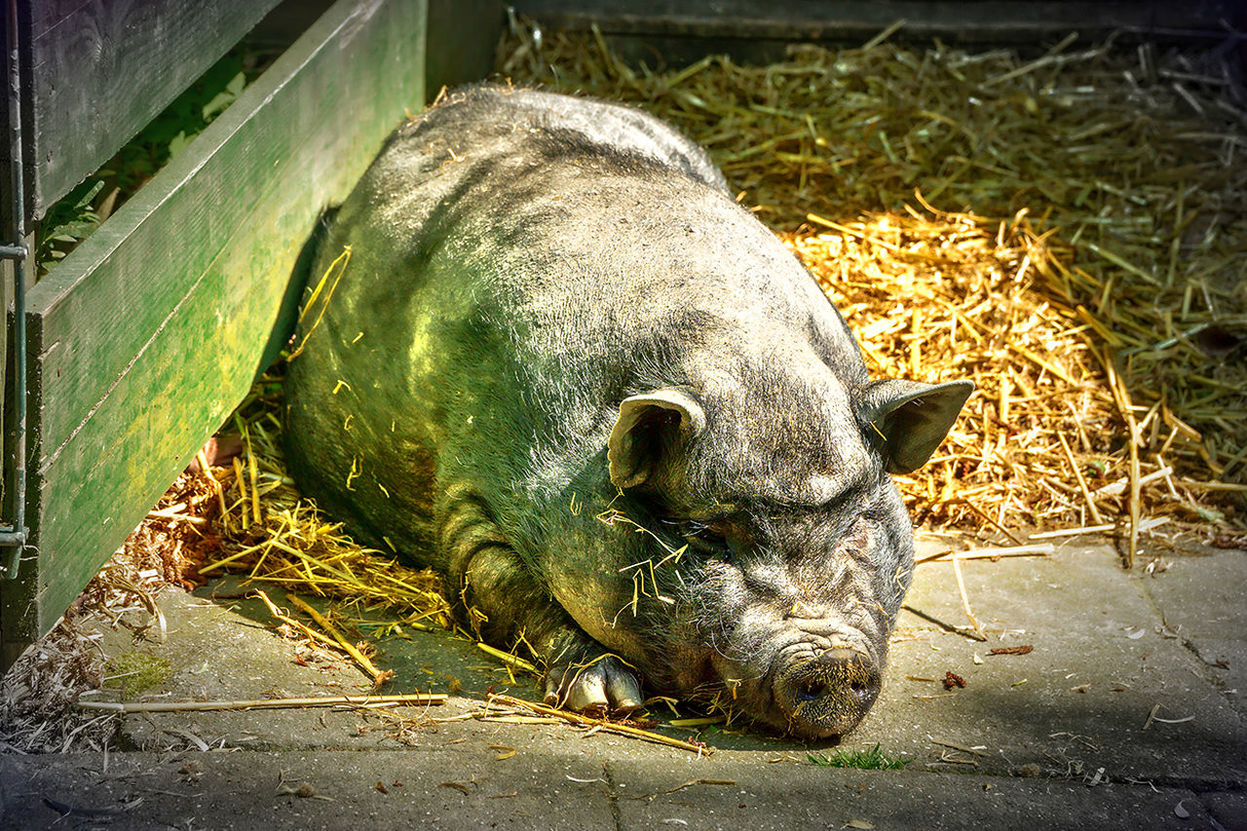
1, 0, 28, 577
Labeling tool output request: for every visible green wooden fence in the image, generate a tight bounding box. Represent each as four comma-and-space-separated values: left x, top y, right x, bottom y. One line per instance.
0, 0, 506, 667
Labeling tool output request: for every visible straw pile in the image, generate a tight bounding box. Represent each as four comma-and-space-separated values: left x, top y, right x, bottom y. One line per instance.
196, 371, 454, 633
10, 20, 1247, 752
496, 20, 1247, 557
182, 23, 1246, 693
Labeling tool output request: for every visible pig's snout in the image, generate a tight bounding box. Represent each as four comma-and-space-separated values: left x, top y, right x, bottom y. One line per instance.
771, 636, 882, 739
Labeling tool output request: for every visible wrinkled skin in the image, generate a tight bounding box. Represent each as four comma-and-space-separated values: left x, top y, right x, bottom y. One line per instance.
284, 85, 972, 739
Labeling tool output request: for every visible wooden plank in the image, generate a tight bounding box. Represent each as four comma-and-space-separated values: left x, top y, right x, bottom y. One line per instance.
0, 0, 427, 657
426, 0, 506, 98
0, 258, 10, 510
512, 0, 1245, 46
12, 0, 283, 220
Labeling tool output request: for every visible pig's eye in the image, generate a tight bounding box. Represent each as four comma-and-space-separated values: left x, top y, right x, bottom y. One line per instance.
680, 520, 731, 553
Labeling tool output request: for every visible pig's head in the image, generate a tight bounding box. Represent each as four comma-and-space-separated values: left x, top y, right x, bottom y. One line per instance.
606, 364, 972, 739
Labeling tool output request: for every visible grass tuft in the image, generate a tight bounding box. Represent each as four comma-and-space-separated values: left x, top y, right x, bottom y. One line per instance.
807, 743, 908, 770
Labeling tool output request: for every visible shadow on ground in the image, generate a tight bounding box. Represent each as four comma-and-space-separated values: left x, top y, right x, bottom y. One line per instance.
1, 540, 1242, 830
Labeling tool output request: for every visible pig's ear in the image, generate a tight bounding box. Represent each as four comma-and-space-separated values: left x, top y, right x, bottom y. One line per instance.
608, 388, 706, 489
859, 379, 974, 474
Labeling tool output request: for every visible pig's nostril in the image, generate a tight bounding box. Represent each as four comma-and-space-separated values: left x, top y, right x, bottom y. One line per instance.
774, 649, 882, 737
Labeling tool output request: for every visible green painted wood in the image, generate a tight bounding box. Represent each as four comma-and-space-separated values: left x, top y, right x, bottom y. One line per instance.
7, 0, 284, 221
1, 0, 427, 655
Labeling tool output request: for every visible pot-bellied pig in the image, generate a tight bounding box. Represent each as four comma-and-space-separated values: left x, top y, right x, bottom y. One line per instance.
284, 85, 973, 738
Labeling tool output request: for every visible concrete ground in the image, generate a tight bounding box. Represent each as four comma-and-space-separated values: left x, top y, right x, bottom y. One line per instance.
1, 539, 1243, 830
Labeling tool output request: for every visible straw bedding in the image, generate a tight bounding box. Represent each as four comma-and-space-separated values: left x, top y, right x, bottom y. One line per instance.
496, 23, 1247, 553
6, 20, 1245, 751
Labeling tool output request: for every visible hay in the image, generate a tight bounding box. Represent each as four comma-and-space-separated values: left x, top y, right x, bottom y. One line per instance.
494, 20, 1247, 552
200, 368, 454, 633
11, 20, 1247, 751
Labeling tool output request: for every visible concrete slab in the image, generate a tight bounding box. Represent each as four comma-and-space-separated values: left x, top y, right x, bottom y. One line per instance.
1133, 547, 1247, 718
606, 757, 1230, 831
853, 540, 1246, 786
4, 540, 1244, 830
97, 585, 530, 753
0, 748, 618, 831
0, 749, 1237, 831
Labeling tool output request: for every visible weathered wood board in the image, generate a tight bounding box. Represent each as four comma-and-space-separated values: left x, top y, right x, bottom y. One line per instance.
1, 0, 427, 663
513, 0, 1246, 48
3, 0, 284, 223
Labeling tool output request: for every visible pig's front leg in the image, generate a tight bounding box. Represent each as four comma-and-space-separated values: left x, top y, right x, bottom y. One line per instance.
540, 627, 643, 713
442, 489, 643, 713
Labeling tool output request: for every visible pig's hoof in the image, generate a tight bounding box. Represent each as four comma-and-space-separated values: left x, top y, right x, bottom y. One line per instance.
544, 656, 643, 714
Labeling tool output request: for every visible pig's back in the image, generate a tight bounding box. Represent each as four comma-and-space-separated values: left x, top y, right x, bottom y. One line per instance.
320, 84, 859, 389
285, 86, 863, 554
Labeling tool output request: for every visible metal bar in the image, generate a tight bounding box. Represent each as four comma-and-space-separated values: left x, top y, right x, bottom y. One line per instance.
0, 242, 23, 258
2, 0, 29, 578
